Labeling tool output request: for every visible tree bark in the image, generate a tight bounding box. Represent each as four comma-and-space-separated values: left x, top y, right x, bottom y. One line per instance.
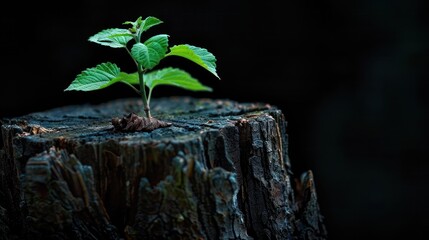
0, 97, 327, 240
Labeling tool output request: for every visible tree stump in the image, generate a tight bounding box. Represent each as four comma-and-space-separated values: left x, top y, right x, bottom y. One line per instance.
0, 97, 327, 240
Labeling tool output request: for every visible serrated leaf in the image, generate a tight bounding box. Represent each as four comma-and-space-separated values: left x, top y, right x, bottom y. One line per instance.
131, 43, 149, 67
65, 62, 120, 91
139, 16, 163, 33
89, 28, 133, 48
124, 16, 162, 38
120, 72, 139, 85
131, 34, 169, 69
145, 67, 212, 92
100, 72, 139, 88
123, 17, 141, 33
166, 44, 219, 79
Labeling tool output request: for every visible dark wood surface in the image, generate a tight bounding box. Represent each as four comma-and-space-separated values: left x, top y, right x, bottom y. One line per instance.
0, 97, 327, 240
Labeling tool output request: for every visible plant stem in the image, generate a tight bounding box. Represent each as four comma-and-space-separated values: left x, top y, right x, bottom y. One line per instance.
137, 64, 151, 118
122, 81, 141, 96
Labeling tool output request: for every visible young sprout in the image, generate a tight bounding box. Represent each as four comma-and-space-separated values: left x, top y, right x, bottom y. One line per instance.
65, 16, 220, 130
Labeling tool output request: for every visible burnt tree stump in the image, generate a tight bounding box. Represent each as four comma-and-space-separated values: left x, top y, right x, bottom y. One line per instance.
0, 97, 327, 240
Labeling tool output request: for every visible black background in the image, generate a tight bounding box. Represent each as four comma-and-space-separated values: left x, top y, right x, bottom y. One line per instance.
1, 1, 429, 239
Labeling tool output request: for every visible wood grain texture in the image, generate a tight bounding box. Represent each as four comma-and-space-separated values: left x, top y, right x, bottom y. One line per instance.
0, 97, 327, 240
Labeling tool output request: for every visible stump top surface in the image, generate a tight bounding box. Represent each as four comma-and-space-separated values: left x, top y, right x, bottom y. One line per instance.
2, 97, 278, 143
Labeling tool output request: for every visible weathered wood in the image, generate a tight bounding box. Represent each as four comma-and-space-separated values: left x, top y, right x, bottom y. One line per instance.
0, 97, 327, 240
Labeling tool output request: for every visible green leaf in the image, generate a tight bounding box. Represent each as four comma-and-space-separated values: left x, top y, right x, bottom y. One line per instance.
108, 33, 134, 38
123, 21, 135, 25
166, 44, 220, 79
120, 72, 139, 85
131, 34, 169, 69
123, 17, 141, 33
123, 16, 162, 38
65, 62, 120, 91
100, 72, 139, 88
89, 28, 133, 48
145, 67, 212, 92
123, 16, 142, 27
139, 16, 163, 33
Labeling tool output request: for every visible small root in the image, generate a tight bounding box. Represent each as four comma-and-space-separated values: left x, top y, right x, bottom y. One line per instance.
111, 113, 172, 132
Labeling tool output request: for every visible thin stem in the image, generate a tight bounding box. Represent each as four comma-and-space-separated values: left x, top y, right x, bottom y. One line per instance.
121, 81, 141, 96
138, 64, 151, 118
125, 48, 138, 68
147, 88, 153, 106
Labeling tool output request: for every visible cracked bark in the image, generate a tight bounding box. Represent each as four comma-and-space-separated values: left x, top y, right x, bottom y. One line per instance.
0, 97, 327, 240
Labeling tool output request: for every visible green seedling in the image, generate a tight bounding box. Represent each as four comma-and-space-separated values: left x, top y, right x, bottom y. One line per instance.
65, 16, 220, 120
